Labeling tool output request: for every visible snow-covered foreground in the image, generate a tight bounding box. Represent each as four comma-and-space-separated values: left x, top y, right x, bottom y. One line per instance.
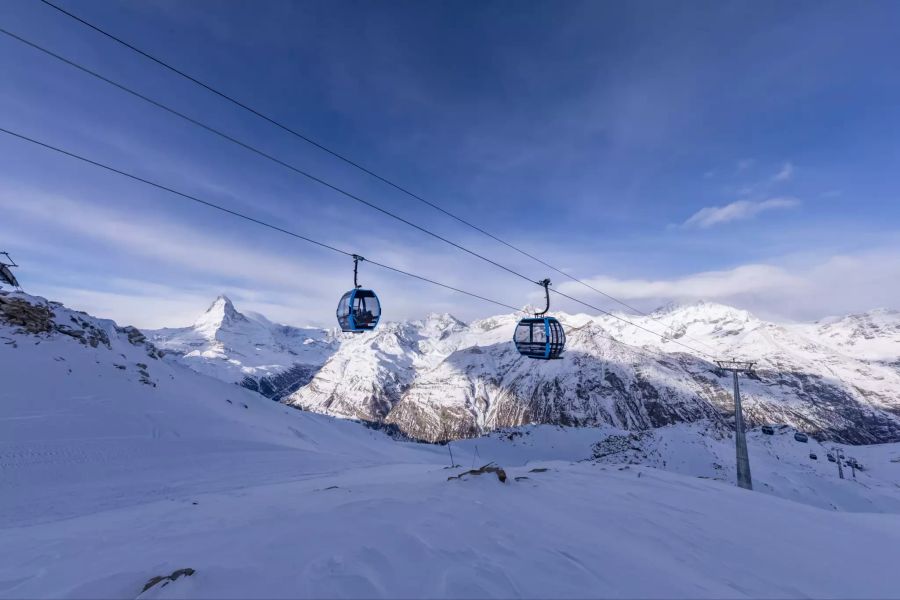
3, 292, 900, 599
8, 459, 900, 599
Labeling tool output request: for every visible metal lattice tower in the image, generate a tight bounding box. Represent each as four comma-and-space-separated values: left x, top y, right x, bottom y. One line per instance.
716, 359, 755, 490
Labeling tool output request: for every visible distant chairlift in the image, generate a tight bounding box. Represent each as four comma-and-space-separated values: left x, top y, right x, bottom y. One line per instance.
827, 453, 836, 462
809, 452, 818, 460
0, 252, 20, 288
794, 432, 809, 443
336, 255, 381, 333
761, 425, 775, 435
513, 278, 565, 360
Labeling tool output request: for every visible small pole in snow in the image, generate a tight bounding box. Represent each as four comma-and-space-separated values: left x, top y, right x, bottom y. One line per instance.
716, 359, 755, 491
447, 442, 455, 467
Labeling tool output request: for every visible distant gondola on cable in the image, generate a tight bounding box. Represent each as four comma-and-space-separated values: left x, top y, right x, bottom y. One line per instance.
0, 252, 20, 288
336, 254, 381, 333
514, 278, 565, 359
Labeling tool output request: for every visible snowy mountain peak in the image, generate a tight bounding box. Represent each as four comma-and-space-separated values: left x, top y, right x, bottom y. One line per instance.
417, 312, 467, 334
208, 294, 239, 317
193, 295, 246, 333
652, 300, 754, 322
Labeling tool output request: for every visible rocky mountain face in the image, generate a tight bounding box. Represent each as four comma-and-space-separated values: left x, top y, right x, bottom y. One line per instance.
151, 296, 900, 445
0, 290, 163, 385
146, 295, 337, 400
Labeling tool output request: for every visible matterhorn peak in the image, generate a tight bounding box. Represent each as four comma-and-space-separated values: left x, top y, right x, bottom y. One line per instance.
192, 294, 246, 333
211, 294, 235, 310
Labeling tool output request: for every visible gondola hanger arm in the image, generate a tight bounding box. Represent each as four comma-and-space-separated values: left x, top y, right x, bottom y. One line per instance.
534, 278, 551, 317
352, 254, 365, 288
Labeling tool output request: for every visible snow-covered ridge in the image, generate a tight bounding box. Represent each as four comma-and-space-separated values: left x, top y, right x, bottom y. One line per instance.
806, 308, 900, 361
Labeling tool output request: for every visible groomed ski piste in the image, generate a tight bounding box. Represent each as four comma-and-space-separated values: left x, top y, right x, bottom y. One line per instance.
2, 292, 900, 599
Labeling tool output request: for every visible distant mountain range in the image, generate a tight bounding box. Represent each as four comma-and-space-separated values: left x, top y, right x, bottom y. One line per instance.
147, 295, 900, 444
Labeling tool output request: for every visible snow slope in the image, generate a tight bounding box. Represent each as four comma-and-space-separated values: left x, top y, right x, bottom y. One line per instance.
0, 292, 428, 528
4, 292, 900, 598
8, 460, 900, 599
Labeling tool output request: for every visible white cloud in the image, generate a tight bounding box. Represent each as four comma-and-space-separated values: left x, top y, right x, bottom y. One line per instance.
736, 158, 755, 171
772, 162, 794, 182
557, 247, 900, 321
2, 190, 332, 290
560, 264, 800, 303
682, 197, 799, 228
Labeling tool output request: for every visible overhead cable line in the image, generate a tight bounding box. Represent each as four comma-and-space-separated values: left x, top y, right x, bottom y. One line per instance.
1, 32, 716, 358
0, 126, 520, 313
32, 0, 721, 355
0, 27, 537, 290
0, 125, 713, 359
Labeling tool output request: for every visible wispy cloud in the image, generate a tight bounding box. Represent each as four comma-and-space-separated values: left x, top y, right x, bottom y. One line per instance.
772, 161, 794, 182
556, 246, 900, 321
682, 197, 799, 228
1, 190, 334, 290
560, 264, 800, 302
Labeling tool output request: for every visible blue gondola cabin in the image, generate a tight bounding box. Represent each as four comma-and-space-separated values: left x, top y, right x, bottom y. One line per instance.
336, 288, 381, 332
514, 316, 565, 359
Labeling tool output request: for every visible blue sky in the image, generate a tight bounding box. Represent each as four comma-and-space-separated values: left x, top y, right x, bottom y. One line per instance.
1, 0, 899, 328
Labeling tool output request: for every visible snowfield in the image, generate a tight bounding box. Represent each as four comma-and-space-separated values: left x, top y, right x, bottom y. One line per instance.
3, 291, 900, 599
